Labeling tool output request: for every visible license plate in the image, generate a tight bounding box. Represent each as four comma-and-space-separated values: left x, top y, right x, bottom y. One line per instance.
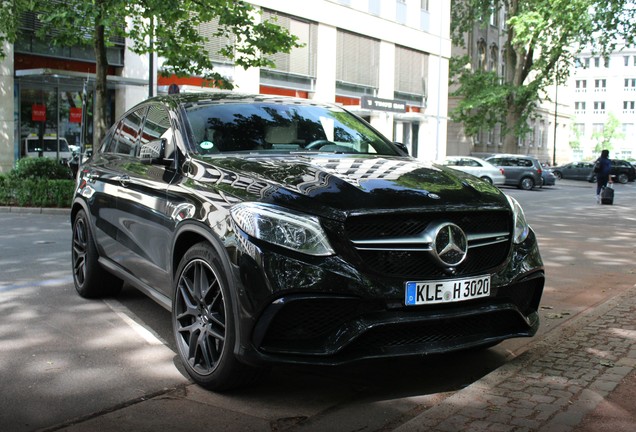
405, 275, 491, 306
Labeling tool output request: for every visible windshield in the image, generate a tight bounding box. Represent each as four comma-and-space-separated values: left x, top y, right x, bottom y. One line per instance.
182, 101, 399, 156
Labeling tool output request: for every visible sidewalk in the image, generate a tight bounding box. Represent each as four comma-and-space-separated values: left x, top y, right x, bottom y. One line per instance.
393, 283, 636, 432
45, 283, 636, 432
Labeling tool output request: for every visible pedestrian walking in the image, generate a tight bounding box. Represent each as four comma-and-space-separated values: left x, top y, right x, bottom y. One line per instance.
594, 149, 612, 203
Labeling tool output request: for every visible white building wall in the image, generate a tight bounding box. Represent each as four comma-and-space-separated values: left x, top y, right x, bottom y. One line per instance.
313, 23, 337, 101
0, 42, 15, 173
568, 45, 636, 161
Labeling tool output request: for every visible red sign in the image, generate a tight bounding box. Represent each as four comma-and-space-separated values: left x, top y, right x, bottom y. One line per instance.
32, 104, 46, 122
70, 107, 82, 123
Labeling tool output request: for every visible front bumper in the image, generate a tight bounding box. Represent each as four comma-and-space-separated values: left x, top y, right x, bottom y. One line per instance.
231, 228, 545, 366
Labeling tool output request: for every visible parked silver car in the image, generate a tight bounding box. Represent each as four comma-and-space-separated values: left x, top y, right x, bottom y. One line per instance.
485, 155, 543, 190
438, 156, 505, 186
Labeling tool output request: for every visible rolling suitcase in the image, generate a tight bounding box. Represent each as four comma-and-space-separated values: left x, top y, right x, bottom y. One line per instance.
601, 184, 614, 205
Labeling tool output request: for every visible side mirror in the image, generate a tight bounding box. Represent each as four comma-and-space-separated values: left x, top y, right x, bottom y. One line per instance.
393, 142, 409, 155
140, 138, 172, 166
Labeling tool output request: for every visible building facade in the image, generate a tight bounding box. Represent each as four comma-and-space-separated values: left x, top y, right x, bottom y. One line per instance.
567, 44, 636, 162
0, 0, 450, 173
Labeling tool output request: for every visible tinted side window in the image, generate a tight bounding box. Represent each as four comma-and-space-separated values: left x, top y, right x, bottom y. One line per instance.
520, 159, 532, 167
111, 107, 147, 156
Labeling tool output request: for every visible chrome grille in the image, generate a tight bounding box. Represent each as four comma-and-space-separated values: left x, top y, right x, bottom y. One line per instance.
345, 211, 512, 278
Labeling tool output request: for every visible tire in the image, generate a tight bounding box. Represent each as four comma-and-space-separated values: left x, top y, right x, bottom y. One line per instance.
172, 242, 260, 391
519, 177, 535, 190
480, 176, 493, 184
617, 173, 628, 184
72, 209, 123, 298
553, 171, 562, 180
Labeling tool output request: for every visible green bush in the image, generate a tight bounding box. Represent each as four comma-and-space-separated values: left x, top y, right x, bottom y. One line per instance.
0, 158, 76, 208
11, 157, 72, 180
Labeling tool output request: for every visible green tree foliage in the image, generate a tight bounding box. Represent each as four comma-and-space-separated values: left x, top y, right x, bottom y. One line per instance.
1, 0, 300, 146
450, 0, 633, 153
592, 113, 623, 153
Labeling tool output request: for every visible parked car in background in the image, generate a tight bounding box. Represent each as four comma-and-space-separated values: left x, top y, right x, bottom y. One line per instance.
71, 92, 545, 391
586, 159, 636, 184
23, 135, 73, 163
541, 164, 557, 186
552, 162, 595, 181
437, 156, 505, 185
485, 154, 543, 190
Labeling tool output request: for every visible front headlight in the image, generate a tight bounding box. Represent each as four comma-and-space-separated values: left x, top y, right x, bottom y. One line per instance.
507, 195, 530, 244
230, 203, 335, 256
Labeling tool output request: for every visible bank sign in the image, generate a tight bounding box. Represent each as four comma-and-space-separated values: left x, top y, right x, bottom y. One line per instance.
361, 96, 406, 113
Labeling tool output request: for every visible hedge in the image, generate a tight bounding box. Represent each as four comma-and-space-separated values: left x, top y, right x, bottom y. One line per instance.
0, 176, 76, 208
0, 158, 76, 208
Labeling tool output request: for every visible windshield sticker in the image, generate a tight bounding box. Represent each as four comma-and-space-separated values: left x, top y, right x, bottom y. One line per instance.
200, 141, 214, 150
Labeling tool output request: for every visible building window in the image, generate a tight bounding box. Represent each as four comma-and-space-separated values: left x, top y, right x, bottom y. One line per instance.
575, 123, 585, 136
593, 101, 606, 113
623, 101, 636, 112
604, 57, 610, 67
625, 56, 630, 67
575, 80, 587, 91
584, 58, 590, 68
477, 39, 487, 71
625, 78, 636, 89
369, 0, 381, 15
594, 79, 606, 91
336, 30, 380, 89
394, 45, 428, 100
593, 123, 604, 134
420, 0, 430, 30
396, 0, 407, 24
575, 101, 586, 112
594, 57, 600, 67
262, 11, 317, 79
489, 44, 498, 71
489, 5, 499, 27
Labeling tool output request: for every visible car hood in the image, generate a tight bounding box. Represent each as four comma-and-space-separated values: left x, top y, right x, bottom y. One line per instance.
187, 154, 509, 219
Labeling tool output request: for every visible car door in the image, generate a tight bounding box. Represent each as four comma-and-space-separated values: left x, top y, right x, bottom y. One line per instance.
113, 103, 178, 295
88, 108, 146, 260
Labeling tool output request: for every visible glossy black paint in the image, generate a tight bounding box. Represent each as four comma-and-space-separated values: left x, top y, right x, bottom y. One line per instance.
72, 93, 544, 369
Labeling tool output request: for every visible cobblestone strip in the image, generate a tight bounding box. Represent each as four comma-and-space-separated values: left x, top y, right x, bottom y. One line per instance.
393, 285, 636, 432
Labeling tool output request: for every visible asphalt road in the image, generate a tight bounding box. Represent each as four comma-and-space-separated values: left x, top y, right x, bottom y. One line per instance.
1, 179, 635, 432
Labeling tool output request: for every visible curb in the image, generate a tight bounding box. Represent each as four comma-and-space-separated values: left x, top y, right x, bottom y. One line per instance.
0, 206, 70, 215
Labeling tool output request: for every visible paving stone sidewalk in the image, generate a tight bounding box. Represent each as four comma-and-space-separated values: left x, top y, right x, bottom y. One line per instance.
393, 284, 636, 432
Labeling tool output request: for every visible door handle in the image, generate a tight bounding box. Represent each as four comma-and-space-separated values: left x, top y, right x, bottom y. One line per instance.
115, 175, 130, 187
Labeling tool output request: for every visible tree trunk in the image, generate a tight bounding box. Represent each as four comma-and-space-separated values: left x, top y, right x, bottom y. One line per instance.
93, 5, 108, 149
501, 108, 521, 154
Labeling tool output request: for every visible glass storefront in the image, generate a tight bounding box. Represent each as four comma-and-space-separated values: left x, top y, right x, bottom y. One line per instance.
18, 81, 103, 160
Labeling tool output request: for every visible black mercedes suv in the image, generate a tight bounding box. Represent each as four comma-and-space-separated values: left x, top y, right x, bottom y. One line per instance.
71, 93, 544, 391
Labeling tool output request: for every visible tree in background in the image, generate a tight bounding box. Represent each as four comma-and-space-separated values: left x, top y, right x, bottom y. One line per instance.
0, 0, 300, 147
592, 113, 623, 153
450, 0, 635, 154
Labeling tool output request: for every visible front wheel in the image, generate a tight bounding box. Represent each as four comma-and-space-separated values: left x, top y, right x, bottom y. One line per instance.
519, 177, 535, 190
172, 242, 260, 391
554, 171, 563, 180
617, 173, 629, 184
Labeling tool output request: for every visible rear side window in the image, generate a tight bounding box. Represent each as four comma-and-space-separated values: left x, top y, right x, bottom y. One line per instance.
105, 107, 147, 156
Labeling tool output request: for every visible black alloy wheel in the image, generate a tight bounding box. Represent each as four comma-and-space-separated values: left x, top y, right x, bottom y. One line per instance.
172, 242, 259, 391
72, 209, 122, 298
